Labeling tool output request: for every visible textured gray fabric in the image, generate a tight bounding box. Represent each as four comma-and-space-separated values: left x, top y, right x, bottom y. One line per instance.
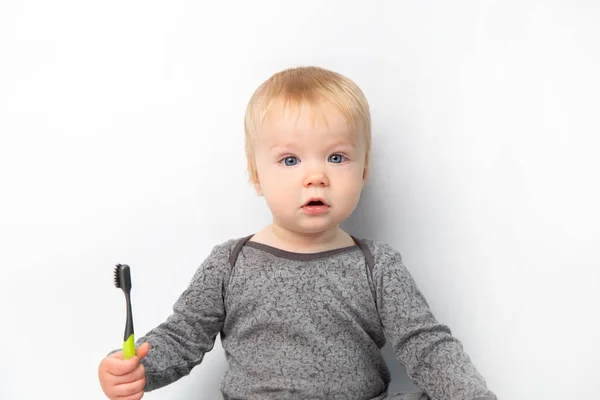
135, 237, 496, 400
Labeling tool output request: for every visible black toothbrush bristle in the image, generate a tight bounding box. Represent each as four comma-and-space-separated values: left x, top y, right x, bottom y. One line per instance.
114, 264, 122, 288
114, 263, 132, 292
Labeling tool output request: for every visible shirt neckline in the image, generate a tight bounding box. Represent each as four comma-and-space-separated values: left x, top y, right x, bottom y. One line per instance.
244, 238, 360, 261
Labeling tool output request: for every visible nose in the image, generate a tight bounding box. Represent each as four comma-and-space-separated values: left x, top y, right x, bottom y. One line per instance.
303, 169, 330, 187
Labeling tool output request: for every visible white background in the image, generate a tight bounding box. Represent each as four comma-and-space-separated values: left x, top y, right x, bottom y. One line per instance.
1, 1, 599, 399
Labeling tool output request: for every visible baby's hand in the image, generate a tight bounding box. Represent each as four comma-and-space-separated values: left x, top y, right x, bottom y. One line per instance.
98, 342, 150, 400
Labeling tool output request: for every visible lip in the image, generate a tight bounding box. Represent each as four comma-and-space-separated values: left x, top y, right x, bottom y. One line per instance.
301, 197, 330, 215
302, 197, 329, 207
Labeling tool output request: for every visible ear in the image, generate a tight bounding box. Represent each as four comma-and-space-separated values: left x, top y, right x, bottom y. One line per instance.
253, 179, 264, 196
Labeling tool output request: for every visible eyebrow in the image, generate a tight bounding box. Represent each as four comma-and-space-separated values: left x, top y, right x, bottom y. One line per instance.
327, 140, 357, 149
269, 140, 356, 152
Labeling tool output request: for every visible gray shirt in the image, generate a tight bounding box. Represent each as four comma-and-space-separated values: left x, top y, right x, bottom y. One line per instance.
135, 235, 496, 399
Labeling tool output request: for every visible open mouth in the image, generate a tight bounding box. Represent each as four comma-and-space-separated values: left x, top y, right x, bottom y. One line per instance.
302, 199, 330, 215
303, 197, 329, 207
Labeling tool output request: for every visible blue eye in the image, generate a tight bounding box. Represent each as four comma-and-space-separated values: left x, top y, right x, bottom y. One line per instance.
328, 154, 345, 163
281, 156, 298, 166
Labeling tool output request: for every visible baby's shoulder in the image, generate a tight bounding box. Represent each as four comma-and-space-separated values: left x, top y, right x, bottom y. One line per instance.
354, 236, 405, 267
207, 235, 253, 264
189, 236, 250, 280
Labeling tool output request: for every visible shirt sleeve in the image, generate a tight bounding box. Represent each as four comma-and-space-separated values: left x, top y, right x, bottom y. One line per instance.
134, 242, 232, 392
373, 246, 497, 400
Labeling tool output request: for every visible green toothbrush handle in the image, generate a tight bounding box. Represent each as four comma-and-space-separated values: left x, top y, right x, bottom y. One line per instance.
123, 334, 135, 359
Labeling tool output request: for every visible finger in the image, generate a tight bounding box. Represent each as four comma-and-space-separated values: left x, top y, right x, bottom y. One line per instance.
105, 355, 140, 376
114, 377, 146, 398
115, 394, 144, 400
111, 363, 145, 385
110, 342, 149, 360
115, 392, 144, 400
136, 342, 150, 359
109, 350, 123, 359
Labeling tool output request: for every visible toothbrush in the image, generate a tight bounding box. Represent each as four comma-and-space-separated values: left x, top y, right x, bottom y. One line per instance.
114, 264, 135, 359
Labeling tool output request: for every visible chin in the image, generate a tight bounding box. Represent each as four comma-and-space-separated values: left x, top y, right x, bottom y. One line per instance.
292, 223, 341, 235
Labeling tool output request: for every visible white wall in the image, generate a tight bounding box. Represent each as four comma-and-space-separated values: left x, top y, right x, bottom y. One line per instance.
1, 1, 598, 399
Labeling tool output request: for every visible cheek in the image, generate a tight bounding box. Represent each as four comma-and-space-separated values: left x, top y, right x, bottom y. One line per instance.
337, 162, 365, 182
262, 179, 297, 216
332, 166, 364, 200
258, 166, 296, 199
342, 179, 364, 200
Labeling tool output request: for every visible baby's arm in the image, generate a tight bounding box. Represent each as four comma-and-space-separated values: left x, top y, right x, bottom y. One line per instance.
374, 247, 496, 400
118, 242, 231, 392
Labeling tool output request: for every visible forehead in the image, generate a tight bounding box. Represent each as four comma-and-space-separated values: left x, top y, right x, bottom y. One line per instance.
259, 99, 358, 144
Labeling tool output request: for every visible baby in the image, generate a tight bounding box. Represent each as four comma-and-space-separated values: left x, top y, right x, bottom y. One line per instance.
98, 66, 497, 400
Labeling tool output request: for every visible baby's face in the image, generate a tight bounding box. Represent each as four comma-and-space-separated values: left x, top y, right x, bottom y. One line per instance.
253, 100, 366, 237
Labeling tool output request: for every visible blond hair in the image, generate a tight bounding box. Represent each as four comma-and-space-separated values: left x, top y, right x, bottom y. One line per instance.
244, 66, 371, 184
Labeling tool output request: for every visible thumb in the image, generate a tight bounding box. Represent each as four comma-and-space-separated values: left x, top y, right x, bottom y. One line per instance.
136, 342, 150, 359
